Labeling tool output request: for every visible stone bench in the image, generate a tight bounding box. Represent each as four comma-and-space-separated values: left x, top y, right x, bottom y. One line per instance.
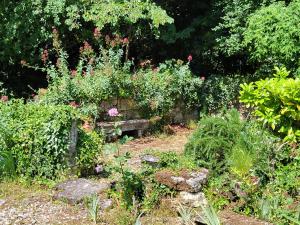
98, 119, 149, 138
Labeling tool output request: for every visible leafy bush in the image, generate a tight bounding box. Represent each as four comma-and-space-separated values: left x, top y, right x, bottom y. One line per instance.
240, 67, 300, 142
0, 100, 103, 180
133, 60, 203, 117
35, 32, 203, 119
184, 109, 276, 174
243, 1, 300, 73
200, 74, 249, 113
76, 129, 104, 176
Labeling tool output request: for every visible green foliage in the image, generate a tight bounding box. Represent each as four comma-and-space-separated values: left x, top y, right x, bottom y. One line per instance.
200, 74, 249, 113
104, 128, 145, 210
0, 151, 15, 178
203, 134, 299, 224
76, 129, 104, 176
214, 0, 277, 56
133, 60, 203, 117
198, 203, 221, 225
0, 100, 103, 180
83, 0, 173, 31
244, 1, 300, 73
240, 67, 300, 142
86, 194, 100, 225
0, 0, 172, 64
185, 109, 276, 174
243, 147, 300, 224
158, 151, 196, 171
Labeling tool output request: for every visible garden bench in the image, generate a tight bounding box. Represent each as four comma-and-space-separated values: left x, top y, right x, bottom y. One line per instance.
98, 119, 149, 138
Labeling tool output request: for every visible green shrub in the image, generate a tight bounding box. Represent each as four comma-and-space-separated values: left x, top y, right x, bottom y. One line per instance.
240, 67, 300, 142
200, 74, 249, 113
133, 60, 203, 117
243, 1, 300, 74
0, 100, 103, 180
76, 129, 104, 176
184, 109, 276, 174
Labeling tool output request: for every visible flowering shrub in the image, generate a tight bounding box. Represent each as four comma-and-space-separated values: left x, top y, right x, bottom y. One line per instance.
34, 30, 202, 120
35, 29, 132, 119
108, 108, 119, 117
0, 100, 103, 180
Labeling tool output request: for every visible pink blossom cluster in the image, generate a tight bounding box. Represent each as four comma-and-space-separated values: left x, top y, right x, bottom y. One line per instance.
108, 107, 119, 117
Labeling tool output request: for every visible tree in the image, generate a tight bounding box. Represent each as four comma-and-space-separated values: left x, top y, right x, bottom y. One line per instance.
0, 0, 172, 95
243, 0, 300, 74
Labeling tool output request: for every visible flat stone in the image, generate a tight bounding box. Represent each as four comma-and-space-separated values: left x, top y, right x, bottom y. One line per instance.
155, 168, 209, 192
140, 154, 160, 165
53, 179, 111, 205
179, 192, 207, 208
99, 199, 113, 210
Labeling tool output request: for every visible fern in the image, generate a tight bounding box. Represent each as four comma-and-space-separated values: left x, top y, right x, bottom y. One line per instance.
185, 109, 275, 175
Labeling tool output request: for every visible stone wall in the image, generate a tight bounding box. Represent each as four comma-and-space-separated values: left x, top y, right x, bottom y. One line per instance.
100, 98, 199, 124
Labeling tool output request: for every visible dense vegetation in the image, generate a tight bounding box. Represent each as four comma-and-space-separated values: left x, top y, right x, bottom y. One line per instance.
0, 1, 299, 225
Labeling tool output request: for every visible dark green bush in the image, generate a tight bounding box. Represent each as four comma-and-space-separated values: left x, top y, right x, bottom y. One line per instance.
184, 109, 276, 174
200, 74, 249, 113
0, 100, 103, 180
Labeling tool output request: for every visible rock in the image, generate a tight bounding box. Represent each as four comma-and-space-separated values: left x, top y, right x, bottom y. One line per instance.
155, 168, 209, 192
140, 154, 160, 166
179, 192, 208, 208
0, 199, 6, 207
54, 178, 111, 204
163, 125, 176, 135
99, 199, 113, 210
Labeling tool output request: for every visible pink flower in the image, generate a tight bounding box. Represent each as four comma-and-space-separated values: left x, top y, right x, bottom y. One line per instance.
108, 108, 119, 117
71, 70, 77, 77
187, 54, 193, 62
1, 96, 8, 102
122, 37, 129, 44
201, 76, 205, 81
69, 101, 79, 108
95, 165, 103, 173
93, 28, 101, 39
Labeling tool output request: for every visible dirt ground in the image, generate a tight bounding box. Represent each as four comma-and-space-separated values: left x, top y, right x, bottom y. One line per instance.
120, 126, 192, 155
